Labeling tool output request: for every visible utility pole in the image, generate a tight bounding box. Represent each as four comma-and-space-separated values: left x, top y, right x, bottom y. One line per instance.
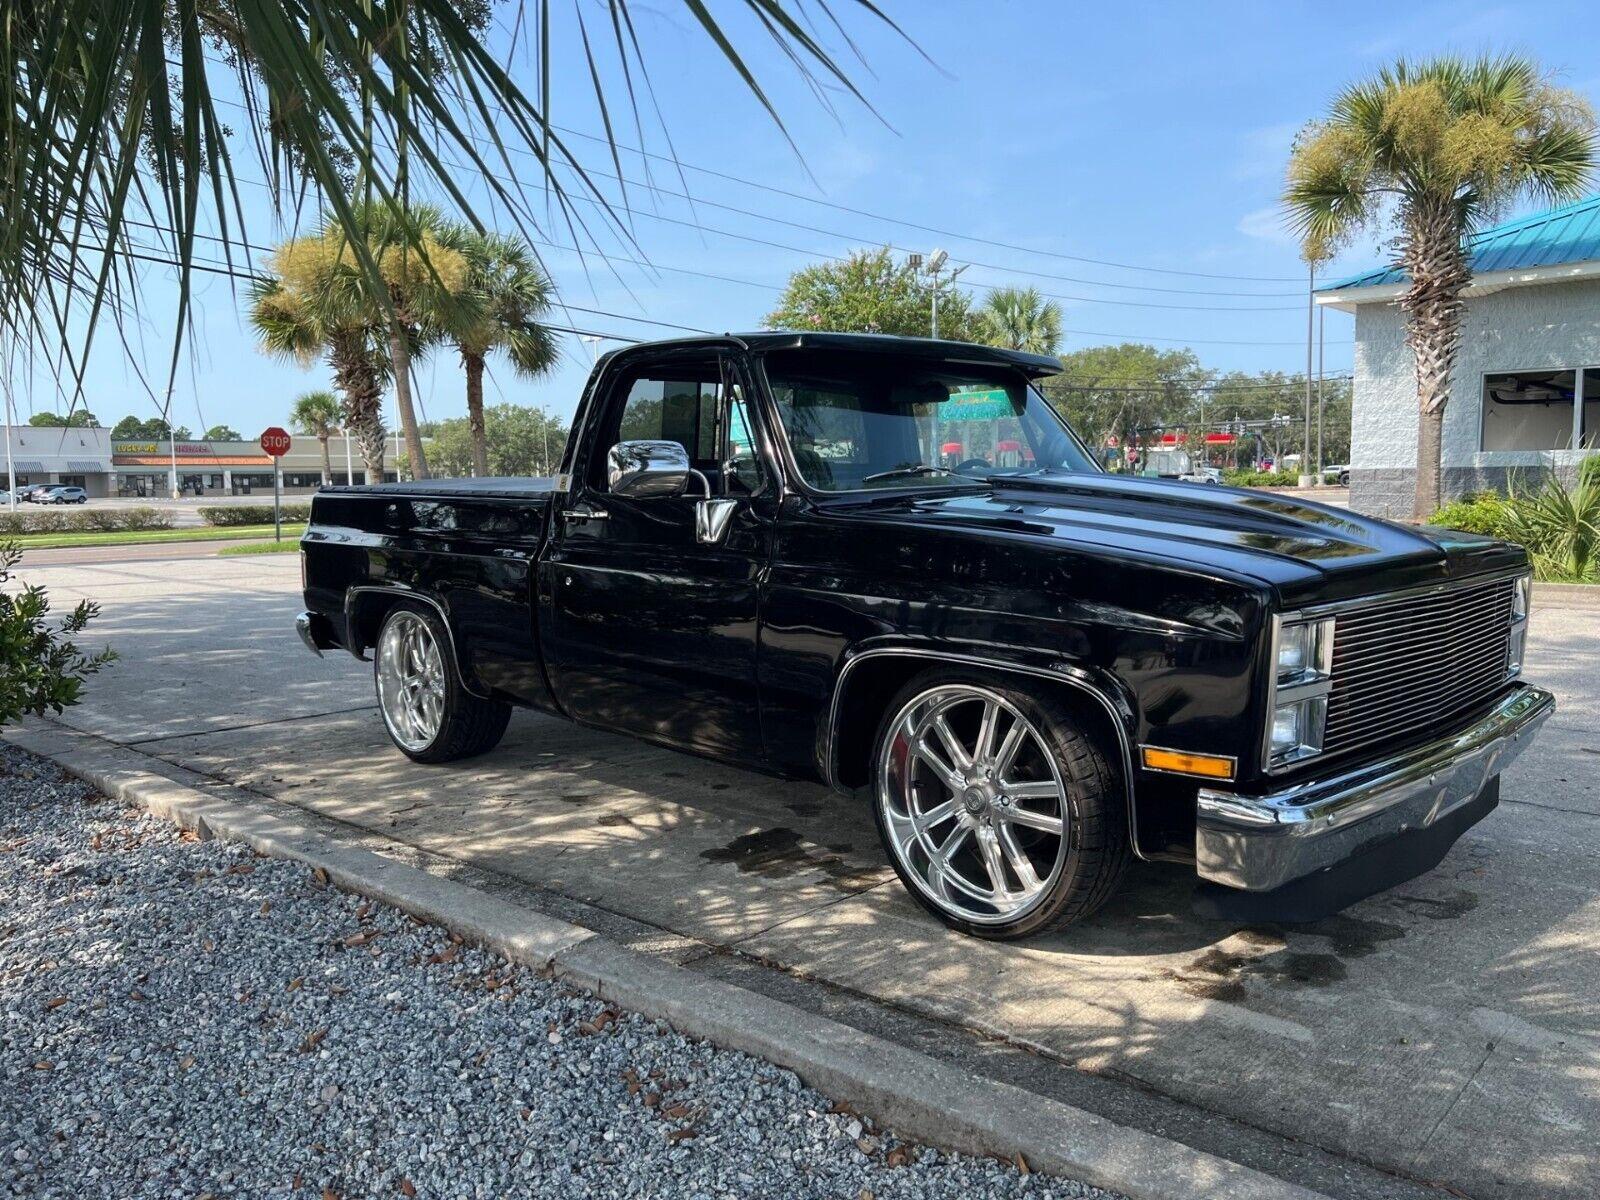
1316, 305, 1325, 482
3, 381, 16, 511
1301, 262, 1314, 488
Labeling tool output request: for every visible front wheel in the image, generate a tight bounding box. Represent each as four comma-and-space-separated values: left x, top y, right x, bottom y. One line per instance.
871, 671, 1130, 939
374, 602, 510, 763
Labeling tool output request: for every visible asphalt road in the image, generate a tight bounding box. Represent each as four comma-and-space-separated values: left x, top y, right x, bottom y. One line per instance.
12, 551, 1597, 1200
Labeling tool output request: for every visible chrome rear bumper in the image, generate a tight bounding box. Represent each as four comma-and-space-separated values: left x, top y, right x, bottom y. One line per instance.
1196, 684, 1554, 892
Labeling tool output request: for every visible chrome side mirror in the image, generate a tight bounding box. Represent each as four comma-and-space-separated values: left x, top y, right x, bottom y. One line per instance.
607, 440, 690, 498
605, 438, 739, 545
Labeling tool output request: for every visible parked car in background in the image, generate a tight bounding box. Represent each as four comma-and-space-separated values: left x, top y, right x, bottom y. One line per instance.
38, 486, 88, 504
1323, 464, 1351, 487
11, 484, 51, 502
297, 331, 1552, 940
1180, 466, 1223, 484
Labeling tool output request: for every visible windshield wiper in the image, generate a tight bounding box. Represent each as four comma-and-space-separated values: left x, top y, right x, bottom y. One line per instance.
861, 464, 989, 486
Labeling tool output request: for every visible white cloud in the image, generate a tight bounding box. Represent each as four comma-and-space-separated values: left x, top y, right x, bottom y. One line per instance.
1237, 206, 1294, 245
1233, 122, 1299, 181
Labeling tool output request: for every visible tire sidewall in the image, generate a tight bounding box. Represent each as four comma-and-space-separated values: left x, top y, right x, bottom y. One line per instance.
869, 668, 1106, 941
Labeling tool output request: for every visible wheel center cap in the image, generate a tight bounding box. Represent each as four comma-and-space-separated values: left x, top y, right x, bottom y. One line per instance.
961, 786, 991, 816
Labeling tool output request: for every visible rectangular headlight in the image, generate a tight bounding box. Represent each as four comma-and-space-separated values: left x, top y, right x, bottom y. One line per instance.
1264, 615, 1335, 771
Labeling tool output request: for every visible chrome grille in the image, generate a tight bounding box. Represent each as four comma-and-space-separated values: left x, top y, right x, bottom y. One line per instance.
1323, 576, 1514, 758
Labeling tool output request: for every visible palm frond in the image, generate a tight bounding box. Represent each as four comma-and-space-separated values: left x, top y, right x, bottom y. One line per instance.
2, 1, 909, 398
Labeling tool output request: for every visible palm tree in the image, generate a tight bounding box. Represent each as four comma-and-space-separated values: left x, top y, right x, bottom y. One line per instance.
437, 228, 560, 477
8, 4, 903, 418
335, 203, 473, 480
1284, 55, 1596, 519
290, 391, 343, 485
975, 287, 1063, 355
249, 237, 390, 484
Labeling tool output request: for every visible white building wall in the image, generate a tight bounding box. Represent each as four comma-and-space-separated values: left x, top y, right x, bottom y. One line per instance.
1346, 276, 1600, 517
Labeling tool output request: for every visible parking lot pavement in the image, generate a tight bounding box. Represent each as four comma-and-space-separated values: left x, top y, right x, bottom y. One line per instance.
12, 551, 1600, 1200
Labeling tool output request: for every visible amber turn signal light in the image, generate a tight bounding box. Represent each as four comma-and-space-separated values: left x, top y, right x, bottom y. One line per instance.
1140, 746, 1236, 781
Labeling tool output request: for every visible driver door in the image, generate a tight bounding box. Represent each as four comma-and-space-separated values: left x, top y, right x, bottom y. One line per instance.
538, 352, 773, 760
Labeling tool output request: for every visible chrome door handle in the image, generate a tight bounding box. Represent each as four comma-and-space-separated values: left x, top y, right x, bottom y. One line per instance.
561, 504, 609, 523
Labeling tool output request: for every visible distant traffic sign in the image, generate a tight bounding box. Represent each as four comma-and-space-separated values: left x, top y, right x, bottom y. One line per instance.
259, 427, 291, 457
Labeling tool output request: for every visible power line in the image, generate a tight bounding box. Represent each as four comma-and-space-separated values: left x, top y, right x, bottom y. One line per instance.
192, 90, 1315, 303
531, 121, 1311, 286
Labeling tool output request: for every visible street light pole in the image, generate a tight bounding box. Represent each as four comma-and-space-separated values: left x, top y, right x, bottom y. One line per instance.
1316, 305, 1326, 482
1301, 263, 1315, 488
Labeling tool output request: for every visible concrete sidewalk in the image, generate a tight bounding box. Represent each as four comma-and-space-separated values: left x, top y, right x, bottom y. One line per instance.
14, 551, 1600, 1200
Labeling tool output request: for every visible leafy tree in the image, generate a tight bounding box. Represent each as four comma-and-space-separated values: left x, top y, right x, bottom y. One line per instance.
250, 236, 391, 482
1, 543, 115, 728
1042, 344, 1209, 453
974, 287, 1062, 355
419, 404, 568, 479
1285, 55, 1596, 518
766, 249, 975, 341
108, 416, 192, 440
435, 227, 560, 477
28, 410, 98, 428
203, 424, 243, 442
8, 2, 898, 406
289, 392, 343, 484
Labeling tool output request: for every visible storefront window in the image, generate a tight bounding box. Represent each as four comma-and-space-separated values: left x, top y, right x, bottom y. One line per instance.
1481, 369, 1587, 450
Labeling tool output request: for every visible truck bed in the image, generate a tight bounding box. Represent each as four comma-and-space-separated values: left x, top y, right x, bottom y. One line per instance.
318, 475, 559, 500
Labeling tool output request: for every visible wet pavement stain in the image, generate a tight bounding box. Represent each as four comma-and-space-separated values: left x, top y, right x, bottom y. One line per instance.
1288, 914, 1406, 958
1384, 890, 1480, 920
700, 827, 882, 891
1278, 953, 1347, 986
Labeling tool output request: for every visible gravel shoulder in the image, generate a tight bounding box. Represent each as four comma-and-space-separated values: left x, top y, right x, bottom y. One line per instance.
0, 742, 1114, 1200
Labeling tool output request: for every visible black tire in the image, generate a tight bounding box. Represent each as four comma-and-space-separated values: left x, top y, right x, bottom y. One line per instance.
870, 667, 1131, 940
373, 601, 511, 763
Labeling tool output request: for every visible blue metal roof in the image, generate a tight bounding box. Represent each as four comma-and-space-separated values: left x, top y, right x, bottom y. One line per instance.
1321, 194, 1600, 291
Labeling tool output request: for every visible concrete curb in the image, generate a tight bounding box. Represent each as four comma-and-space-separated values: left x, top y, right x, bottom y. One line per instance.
5, 722, 1328, 1200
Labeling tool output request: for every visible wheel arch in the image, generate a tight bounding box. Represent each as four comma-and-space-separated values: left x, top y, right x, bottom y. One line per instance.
344, 585, 490, 699
824, 646, 1146, 862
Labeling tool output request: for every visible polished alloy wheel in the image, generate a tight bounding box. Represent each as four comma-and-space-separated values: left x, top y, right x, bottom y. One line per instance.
876, 684, 1069, 926
377, 611, 447, 752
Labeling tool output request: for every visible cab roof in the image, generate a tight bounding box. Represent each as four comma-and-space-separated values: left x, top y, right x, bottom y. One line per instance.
605, 331, 1063, 379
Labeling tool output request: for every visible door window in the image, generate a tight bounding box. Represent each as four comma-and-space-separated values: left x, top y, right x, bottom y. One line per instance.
599, 358, 762, 495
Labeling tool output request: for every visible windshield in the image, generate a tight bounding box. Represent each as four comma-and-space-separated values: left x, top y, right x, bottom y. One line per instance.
761, 349, 1097, 492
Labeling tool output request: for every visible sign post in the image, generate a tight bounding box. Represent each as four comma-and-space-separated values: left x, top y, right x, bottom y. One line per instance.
259, 427, 292, 542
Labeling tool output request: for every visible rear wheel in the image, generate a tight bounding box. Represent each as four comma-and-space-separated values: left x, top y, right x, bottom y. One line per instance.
374, 603, 510, 763
871, 670, 1130, 939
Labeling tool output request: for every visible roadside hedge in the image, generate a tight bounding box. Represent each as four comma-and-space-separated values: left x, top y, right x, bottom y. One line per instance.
1222, 469, 1300, 488
0, 506, 175, 536
199, 504, 314, 527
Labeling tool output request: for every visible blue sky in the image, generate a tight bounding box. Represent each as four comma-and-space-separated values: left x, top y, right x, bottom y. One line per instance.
26, 0, 1600, 437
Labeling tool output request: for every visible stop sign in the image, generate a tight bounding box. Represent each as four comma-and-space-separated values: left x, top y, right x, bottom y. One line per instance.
260, 427, 291, 457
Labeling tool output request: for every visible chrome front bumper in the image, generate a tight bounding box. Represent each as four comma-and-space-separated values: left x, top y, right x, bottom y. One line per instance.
1195, 684, 1554, 892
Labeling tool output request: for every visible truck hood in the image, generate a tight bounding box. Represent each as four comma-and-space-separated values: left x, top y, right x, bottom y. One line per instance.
840, 472, 1525, 605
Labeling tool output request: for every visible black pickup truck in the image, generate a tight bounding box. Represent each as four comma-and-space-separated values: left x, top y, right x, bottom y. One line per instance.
297, 332, 1553, 939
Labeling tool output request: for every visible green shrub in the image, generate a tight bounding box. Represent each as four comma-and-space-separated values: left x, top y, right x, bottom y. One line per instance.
1499, 469, 1600, 583
199, 503, 313, 527
0, 506, 174, 535
1223, 468, 1299, 488
1429, 492, 1513, 540
1, 542, 115, 727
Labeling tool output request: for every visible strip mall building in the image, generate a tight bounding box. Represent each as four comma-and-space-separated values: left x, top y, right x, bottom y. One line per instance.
112, 435, 397, 497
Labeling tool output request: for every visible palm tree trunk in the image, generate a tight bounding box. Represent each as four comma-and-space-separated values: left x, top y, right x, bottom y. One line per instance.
1401, 197, 1470, 521
464, 351, 489, 478
318, 432, 332, 485
389, 324, 430, 480
330, 334, 386, 483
